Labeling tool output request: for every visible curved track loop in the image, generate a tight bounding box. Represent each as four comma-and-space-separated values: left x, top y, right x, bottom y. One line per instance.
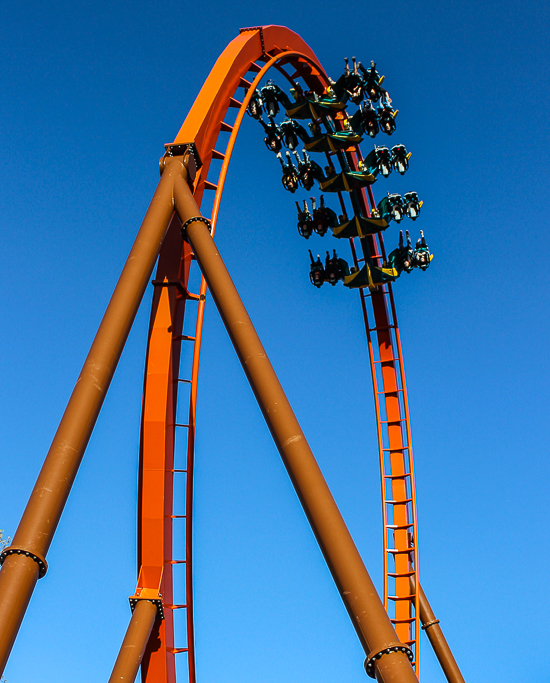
137, 25, 419, 683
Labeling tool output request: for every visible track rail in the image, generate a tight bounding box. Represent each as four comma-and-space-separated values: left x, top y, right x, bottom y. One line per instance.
137, 25, 420, 682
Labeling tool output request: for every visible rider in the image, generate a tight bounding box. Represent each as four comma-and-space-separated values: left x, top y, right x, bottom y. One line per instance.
276, 151, 299, 193
258, 116, 283, 153
296, 200, 314, 239
413, 231, 432, 270
309, 249, 325, 288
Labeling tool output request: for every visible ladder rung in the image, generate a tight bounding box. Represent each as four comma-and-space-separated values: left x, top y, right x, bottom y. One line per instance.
175, 423, 190, 428
374, 358, 400, 364
377, 389, 403, 395
388, 594, 416, 601
387, 547, 413, 555
369, 325, 396, 332
171, 469, 188, 473
384, 473, 411, 479
248, 62, 262, 73
385, 497, 413, 504
177, 378, 192, 384
167, 560, 187, 565
203, 180, 218, 191
174, 335, 196, 342
211, 149, 225, 160
171, 515, 186, 519
220, 121, 233, 133
239, 77, 252, 88
380, 418, 406, 424
386, 522, 414, 529
391, 617, 415, 623
165, 604, 187, 610
167, 647, 189, 654
382, 446, 409, 451
388, 570, 416, 578
228, 97, 242, 108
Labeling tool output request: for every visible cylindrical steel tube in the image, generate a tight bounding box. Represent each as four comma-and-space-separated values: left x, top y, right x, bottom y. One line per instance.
173, 175, 418, 683
412, 577, 465, 683
108, 600, 158, 683
0, 155, 187, 675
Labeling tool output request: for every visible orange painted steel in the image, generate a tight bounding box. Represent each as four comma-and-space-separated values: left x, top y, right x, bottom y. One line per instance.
137, 25, 421, 683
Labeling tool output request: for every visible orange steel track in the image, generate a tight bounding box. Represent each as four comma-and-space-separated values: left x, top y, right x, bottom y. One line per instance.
137, 26, 419, 683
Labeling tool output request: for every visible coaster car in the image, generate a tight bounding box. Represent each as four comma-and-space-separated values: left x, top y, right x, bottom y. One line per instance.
311, 195, 338, 236
319, 164, 375, 193
280, 119, 309, 150
363, 146, 393, 178
331, 213, 389, 239
259, 116, 283, 153
304, 129, 363, 153
260, 80, 292, 118
285, 91, 347, 120
392, 144, 411, 175
384, 231, 414, 275
403, 191, 422, 220
376, 193, 405, 223
277, 151, 299, 193
247, 89, 264, 120
350, 101, 380, 138
344, 260, 398, 289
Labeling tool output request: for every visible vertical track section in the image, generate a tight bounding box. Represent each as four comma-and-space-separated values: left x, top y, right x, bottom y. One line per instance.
137, 27, 332, 683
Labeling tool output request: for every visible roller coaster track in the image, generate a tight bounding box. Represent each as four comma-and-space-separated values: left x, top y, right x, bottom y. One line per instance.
138, 25, 419, 683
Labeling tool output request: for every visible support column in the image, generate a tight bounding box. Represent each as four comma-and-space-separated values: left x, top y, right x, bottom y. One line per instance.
173, 174, 419, 683
0, 155, 190, 676
412, 578, 465, 683
108, 601, 158, 683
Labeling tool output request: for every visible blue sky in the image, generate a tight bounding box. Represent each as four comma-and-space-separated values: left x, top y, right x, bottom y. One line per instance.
1, 1, 550, 682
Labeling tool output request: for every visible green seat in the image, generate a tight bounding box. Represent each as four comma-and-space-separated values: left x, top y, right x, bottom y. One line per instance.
285, 97, 347, 121
304, 131, 362, 153
332, 214, 389, 239
344, 262, 398, 289
319, 169, 375, 193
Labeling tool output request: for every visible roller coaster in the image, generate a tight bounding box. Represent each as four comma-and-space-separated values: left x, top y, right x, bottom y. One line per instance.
0, 26, 463, 683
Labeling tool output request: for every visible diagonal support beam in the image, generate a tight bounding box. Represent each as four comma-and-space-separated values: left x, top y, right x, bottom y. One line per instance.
0, 155, 191, 676
173, 173, 419, 683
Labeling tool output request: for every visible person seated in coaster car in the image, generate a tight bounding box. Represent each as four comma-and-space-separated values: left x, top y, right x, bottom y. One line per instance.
260, 80, 292, 118
376, 193, 405, 223
403, 191, 423, 220
296, 200, 314, 239
350, 101, 379, 138
413, 230, 433, 270
280, 119, 309, 150
293, 150, 324, 191
309, 250, 325, 287
363, 146, 393, 177
311, 195, 338, 236
379, 94, 398, 135
246, 89, 263, 119
384, 230, 414, 275
258, 116, 283, 153
391, 144, 411, 175
358, 61, 386, 103
324, 249, 350, 285
331, 57, 365, 105
276, 151, 300, 193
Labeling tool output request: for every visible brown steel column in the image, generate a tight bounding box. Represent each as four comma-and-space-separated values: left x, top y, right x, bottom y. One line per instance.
0, 155, 189, 676
173, 174, 418, 683
412, 578, 465, 683
108, 600, 158, 683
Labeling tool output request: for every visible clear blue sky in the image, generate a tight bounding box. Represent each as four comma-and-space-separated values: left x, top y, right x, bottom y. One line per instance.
1, 1, 550, 682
